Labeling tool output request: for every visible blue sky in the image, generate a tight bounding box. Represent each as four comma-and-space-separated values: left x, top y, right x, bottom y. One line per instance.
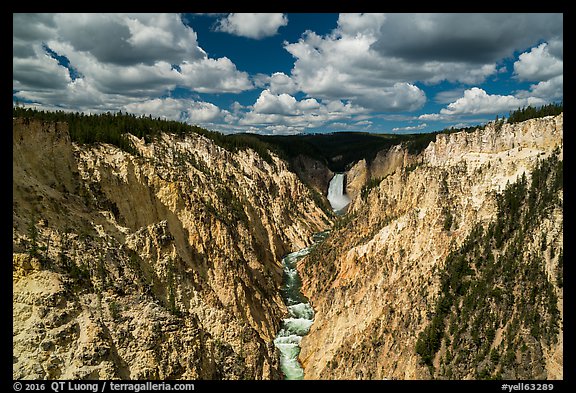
13, 13, 563, 135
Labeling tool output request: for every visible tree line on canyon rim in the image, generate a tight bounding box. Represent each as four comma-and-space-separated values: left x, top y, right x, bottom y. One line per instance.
13, 102, 562, 175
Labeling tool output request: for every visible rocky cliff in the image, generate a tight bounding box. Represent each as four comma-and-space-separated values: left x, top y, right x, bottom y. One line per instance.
12, 118, 331, 380
299, 114, 563, 379
289, 154, 334, 198
345, 144, 418, 202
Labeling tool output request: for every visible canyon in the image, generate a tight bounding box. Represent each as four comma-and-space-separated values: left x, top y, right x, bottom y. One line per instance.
300, 114, 563, 379
12, 117, 330, 379
13, 113, 563, 381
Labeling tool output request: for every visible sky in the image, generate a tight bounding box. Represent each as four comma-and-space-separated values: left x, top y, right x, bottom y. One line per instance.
13, 13, 563, 135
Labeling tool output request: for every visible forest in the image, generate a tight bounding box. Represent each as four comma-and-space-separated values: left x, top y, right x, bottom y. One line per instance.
13, 102, 562, 174
415, 149, 563, 379
506, 103, 563, 124
12, 106, 276, 164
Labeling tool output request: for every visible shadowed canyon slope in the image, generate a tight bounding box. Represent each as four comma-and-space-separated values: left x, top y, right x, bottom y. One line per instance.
12, 118, 330, 379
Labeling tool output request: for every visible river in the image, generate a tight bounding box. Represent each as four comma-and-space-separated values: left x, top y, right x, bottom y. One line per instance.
273, 230, 330, 379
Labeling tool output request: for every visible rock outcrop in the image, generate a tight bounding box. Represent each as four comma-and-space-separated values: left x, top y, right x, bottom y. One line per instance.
12, 118, 331, 380
345, 144, 417, 201
289, 154, 334, 197
299, 114, 563, 379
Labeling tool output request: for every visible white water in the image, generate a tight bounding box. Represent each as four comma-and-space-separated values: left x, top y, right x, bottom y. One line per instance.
273, 230, 330, 380
327, 173, 351, 212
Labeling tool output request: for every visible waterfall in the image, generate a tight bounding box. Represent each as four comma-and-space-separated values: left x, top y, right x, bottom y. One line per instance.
327, 173, 351, 212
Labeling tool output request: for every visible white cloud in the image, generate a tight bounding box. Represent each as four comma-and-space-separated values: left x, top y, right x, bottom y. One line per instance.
418, 113, 446, 121
515, 75, 563, 102
15, 76, 111, 111
187, 102, 223, 123
179, 57, 253, 93
260, 124, 302, 135
13, 13, 564, 135
230, 101, 246, 113
299, 98, 321, 111
238, 90, 369, 133
268, 72, 298, 94
123, 97, 222, 124
252, 72, 299, 94
47, 39, 182, 96
511, 40, 563, 103
514, 42, 563, 82
440, 87, 544, 116
253, 90, 298, 115
123, 97, 188, 121
52, 13, 205, 66
253, 90, 324, 116
12, 14, 253, 119
433, 40, 563, 120
48, 17, 252, 95
392, 123, 427, 132
13, 13, 253, 114
283, 13, 562, 113
215, 13, 288, 39
336, 13, 387, 36
285, 29, 428, 111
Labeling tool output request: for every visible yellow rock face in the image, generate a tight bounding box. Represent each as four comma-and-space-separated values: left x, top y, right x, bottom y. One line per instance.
299, 115, 563, 380
12, 118, 330, 380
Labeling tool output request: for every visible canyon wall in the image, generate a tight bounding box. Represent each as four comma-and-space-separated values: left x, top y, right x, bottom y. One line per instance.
12, 118, 331, 380
299, 115, 563, 380
345, 144, 418, 202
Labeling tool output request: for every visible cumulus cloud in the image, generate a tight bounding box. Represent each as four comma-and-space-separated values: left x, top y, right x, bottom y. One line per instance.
123, 98, 222, 124
418, 113, 446, 121
392, 123, 428, 132
13, 13, 253, 115
14, 76, 136, 114
511, 40, 563, 104
52, 13, 205, 66
13, 13, 564, 135
253, 90, 322, 116
46, 39, 182, 97
515, 75, 563, 103
215, 13, 288, 39
237, 90, 369, 133
252, 72, 298, 94
268, 72, 298, 94
283, 13, 562, 114
420, 37, 563, 121
253, 90, 298, 115
285, 29, 427, 111
179, 57, 252, 93
259, 124, 303, 135
440, 87, 544, 116
514, 42, 563, 82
